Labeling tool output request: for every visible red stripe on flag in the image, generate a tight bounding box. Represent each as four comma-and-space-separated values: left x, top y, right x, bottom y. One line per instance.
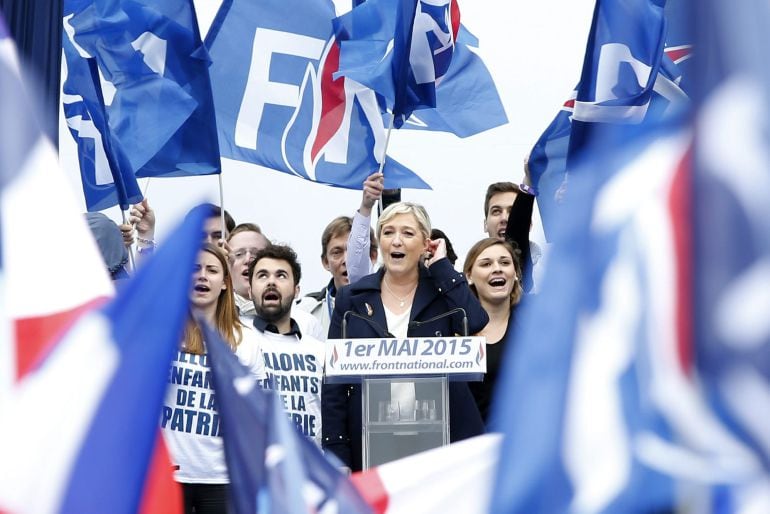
139, 433, 182, 514
450, 0, 461, 40
311, 39, 346, 163
669, 145, 694, 376
14, 297, 107, 380
664, 46, 692, 64
351, 469, 389, 514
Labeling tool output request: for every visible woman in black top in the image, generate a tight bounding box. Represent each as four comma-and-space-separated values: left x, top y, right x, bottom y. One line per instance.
463, 237, 523, 423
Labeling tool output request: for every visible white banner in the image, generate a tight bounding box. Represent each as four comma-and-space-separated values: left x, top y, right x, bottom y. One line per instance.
325, 337, 487, 378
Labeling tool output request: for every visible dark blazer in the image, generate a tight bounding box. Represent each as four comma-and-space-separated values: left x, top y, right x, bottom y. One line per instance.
322, 258, 489, 471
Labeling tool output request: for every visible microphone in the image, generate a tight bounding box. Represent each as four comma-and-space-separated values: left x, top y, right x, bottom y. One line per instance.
408, 307, 469, 337
342, 310, 394, 339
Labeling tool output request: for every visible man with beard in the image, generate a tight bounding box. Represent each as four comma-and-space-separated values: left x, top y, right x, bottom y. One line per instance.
245, 244, 325, 447
229, 223, 324, 340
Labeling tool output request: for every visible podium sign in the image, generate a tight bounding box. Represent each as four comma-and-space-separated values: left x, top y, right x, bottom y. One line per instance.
324, 337, 486, 469
325, 337, 487, 379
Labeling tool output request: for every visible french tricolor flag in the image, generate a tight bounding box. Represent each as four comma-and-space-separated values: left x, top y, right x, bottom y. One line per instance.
351, 434, 501, 514
0, 207, 207, 513
0, 11, 112, 390
0, 17, 193, 512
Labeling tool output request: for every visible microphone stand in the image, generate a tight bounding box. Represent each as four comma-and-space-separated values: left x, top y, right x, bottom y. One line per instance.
342, 310, 394, 339
407, 307, 469, 337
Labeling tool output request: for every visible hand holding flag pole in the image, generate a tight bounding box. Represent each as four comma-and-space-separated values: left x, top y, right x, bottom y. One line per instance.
120, 210, 136, 272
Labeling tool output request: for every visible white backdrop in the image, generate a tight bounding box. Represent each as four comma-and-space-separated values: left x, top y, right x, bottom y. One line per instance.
59, 0, 594, 293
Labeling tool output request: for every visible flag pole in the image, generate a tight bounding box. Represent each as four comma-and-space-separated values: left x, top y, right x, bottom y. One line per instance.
121, 208, 136, 272
377, 112, 395, 215
218, 173, 226, 243
142, 177, 152, 198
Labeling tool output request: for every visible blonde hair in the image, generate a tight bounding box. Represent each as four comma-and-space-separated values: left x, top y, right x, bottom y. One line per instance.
183, 244, 243, 355
377, 202, 432, 240
463, 238, 523, 307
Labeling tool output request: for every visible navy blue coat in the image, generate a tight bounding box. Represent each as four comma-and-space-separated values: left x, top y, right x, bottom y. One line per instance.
322, 259, 489, 471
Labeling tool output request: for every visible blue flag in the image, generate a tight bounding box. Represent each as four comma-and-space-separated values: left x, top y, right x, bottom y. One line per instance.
692, 0, 770, 487
205, 0, 428, 190
63, 0, 221, 179
490, 1, 770, 511
340, 4, 506, 138
204, 322, 372, 514
568, 0, 668, 153
400, 25, 508, 137
526, 93, 574, 240
58, 206, 206, 511
333, 0, 460, 128
528, 0, 690, 238
491, 126, 689, 514
62, 33, 143, 211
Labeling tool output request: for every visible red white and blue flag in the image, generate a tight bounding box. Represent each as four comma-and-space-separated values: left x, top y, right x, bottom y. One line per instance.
0, 207, 207, 513
492, 124, 770, 514
528, 0, 690, 238
205, 0, 428, 190
333, 0, 460, 128
204, 321, 372, 514
352, 434, 501, 514
399, 24, 508, 138
0, 21, 193, 511
489, 1, 770, 512
0, 13, 113, 389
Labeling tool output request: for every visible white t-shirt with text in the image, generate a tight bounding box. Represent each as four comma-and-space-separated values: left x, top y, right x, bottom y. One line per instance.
161, 328, 265, 483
